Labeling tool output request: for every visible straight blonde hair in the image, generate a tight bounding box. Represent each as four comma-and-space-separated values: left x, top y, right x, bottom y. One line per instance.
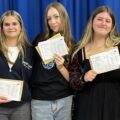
0, 10, 31, 62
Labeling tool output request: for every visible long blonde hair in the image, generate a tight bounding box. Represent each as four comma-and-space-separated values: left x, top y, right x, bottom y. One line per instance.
73, 6, 120, 57
44, 2, 73, 56
0, 10, 31, 62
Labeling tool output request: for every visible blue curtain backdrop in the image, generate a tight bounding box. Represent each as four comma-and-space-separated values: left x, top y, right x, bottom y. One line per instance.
0, 0, 120, 42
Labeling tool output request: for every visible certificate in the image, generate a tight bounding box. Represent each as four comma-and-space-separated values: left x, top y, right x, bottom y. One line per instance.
36, 33, 62, 64
0, 78, 23, 101
37, 36, 68, 64
89, 47, 120, 74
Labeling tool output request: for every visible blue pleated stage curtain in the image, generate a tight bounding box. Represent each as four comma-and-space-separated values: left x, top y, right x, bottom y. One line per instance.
0, 0, 120, 42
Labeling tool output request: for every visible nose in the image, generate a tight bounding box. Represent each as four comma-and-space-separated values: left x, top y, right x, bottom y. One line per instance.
101, 20, 106, 25
8, 24, 14, 29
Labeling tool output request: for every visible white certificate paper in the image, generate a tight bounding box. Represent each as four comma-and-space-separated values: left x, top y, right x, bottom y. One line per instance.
89, 47, 120, 74
38, 36, 68, 62
0, 78, 23, 101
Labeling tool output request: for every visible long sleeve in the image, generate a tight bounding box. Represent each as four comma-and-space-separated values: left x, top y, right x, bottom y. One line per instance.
69, 54, 85, 91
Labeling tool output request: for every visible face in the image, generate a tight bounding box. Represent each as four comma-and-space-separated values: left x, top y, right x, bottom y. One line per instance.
2, 16, 21, 39
92, 11, 112, 36
47, 7, 62, 33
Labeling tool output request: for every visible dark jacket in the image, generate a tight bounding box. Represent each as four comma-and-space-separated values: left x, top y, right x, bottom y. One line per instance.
0, 46, 34, 108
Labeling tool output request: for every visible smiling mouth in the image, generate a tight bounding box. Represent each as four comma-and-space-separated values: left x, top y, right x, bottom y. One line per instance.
98, 26, 107, 29
8, 31, 16, 32
52, 26, 58, 28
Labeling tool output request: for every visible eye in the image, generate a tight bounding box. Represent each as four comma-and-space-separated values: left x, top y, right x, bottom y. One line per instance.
47, 17, 51, 21
55, 15, 59, 18
97, 18, 103, 21
12, 22, 18, 26
3, 23, 10, 27
54, 15, 59, 19
106, 19, 111, 23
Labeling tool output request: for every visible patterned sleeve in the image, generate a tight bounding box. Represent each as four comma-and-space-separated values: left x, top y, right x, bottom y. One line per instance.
69, 53, 85, 91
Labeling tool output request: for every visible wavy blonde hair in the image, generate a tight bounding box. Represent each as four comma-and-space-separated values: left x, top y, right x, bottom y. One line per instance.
73, 6, 120, 57
0, 10, 31, 62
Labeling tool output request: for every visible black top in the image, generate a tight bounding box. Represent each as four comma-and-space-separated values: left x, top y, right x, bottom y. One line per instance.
31, 34, 73, 100
70, 45, 120, 120
0, 47, 34, 108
